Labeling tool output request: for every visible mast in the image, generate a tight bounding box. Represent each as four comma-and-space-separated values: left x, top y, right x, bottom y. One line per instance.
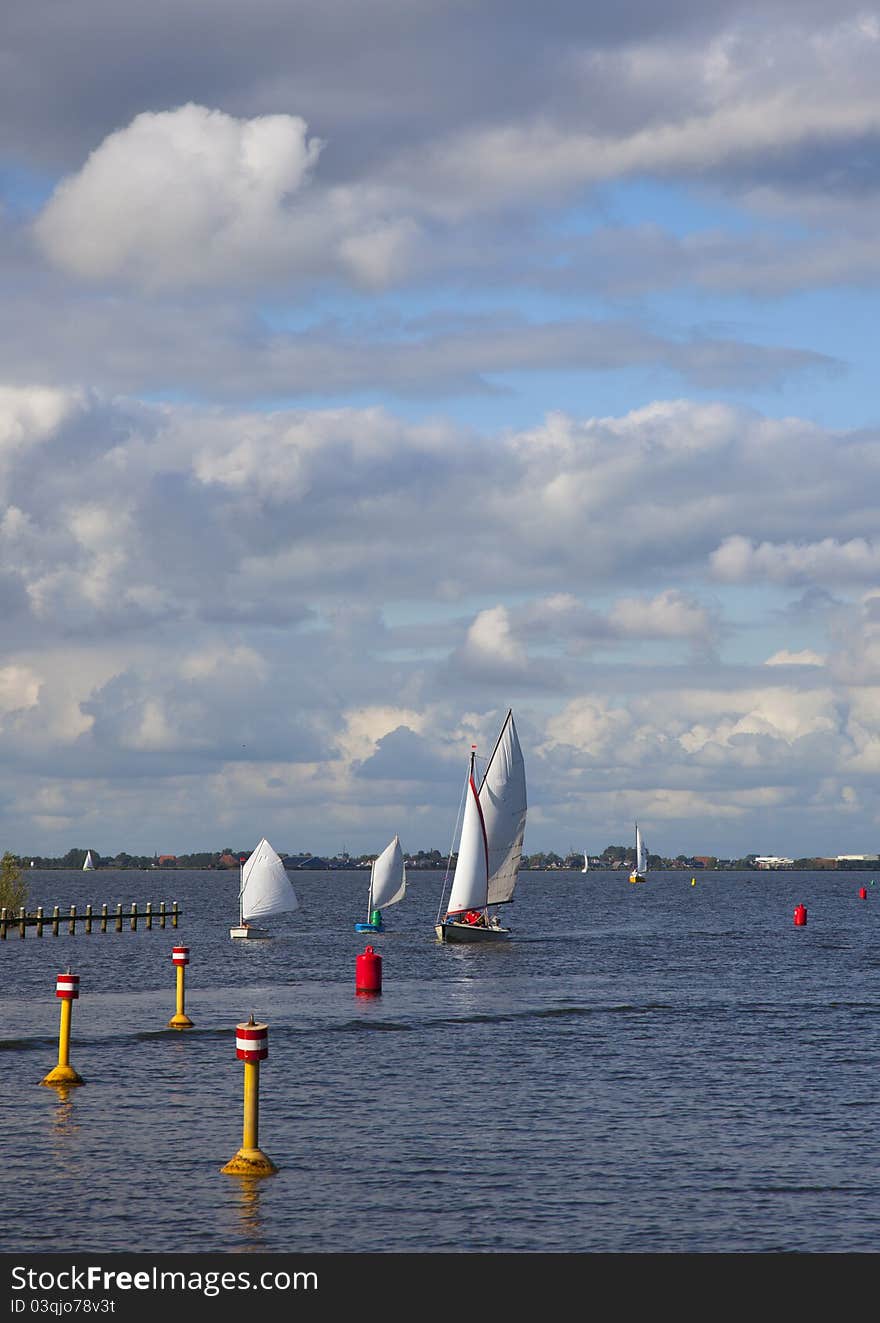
238, 853, 246, 926
367, 857, 375, 923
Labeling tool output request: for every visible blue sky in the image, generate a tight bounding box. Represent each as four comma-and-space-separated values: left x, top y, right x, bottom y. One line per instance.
2, 1, 880, 862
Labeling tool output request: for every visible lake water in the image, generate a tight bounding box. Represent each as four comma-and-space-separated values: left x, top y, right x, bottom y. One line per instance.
1, 866, 878, 1277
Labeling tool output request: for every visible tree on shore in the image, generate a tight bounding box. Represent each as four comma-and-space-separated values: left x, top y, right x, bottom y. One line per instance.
0, 851, 27, 913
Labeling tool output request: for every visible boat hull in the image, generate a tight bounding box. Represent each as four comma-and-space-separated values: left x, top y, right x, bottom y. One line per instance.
229, 925, 272, 940
435, 920, 510, 943
354, 922, 382, 933
628, 873, 646, 885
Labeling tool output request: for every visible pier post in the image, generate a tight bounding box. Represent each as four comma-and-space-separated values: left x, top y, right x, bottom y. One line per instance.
85, 904, 93, 934
220, 1017, 276, 1176
167, 946, 193, 1029
18, 905, 26, 938
159, 901, 166, 929
172, 901, 180, 929
115, 904, 122, 932
68, 905, 76, 935
52, 906, 60, 936
130, 902, 138, 932
41, 972, 84, 1087
0, 907, 6, 940
36, 906, 45, 937
101, 903, 108, 933
145, 901, 153, 930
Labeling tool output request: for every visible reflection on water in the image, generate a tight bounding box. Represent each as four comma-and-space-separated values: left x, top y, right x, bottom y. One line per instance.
232, 1176, 264, 1246
46, 1082, 79, 1132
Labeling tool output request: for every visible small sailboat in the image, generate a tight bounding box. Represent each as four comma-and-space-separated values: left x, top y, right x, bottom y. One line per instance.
629, 823, 648, 884
230, 837, 299, 940
581, 851, 589, 874
354, 835, 406, 933
435, 708, 527, 943
83, 850, 95, 871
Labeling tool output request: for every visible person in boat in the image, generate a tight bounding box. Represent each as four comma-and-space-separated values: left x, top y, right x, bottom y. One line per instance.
465, 909, 487, 926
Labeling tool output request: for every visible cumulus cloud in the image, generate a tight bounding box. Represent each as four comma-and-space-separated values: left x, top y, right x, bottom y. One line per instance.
33, 104, 324, 288
711, 535, 880, 585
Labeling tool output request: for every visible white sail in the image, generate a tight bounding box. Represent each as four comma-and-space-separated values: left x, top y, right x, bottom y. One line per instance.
630, 823, 648, 880
636, 825, 647, 875
83, 851, 95, 871
239, 838, 299, 923
446, 765, 488, 915
368, 835, 406, 912
479, 709, 527, 907
582, 852, 589, 873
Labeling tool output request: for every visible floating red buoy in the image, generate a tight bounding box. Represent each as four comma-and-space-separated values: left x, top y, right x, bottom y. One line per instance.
793, 903, 807, 926
356, 944, 382, 995
859, 887, 867, 900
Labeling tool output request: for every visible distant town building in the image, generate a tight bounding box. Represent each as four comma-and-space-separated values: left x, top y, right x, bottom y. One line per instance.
835, 854, 879, 862
753, 856, 795, 869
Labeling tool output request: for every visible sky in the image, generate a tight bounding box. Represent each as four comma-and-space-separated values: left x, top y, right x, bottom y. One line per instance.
3, 1, 880, 862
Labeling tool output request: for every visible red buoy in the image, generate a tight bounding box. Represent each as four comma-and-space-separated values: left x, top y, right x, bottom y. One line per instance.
356, 944, 382, 995
793, 903, 807, 926
859, 887, 867, 900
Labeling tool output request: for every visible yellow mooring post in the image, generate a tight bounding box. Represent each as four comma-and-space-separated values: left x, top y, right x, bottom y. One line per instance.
41, 971, 84, 1086
220, 1015, 277, 1176
167, 945, 193, 1028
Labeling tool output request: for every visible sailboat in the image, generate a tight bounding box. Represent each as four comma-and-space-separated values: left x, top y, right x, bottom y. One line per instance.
354, 834, 406, 933
82, 851, 95, 871
581, 852, 589, 874
230, 837, 299, 940
435, 709, 527, 944
629, 823, 648, 884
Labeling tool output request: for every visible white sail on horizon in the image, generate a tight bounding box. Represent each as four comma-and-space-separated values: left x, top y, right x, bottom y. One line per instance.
444, 709, 527, 917
368, 834, 406, 913
479, 710, 527, 907
239, 837, 299, 924
446, 766, 487, 914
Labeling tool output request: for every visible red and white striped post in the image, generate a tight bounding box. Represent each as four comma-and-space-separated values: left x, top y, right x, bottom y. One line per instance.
220, 1015, 277, 1176
41, 971, 84, 1087
167, 945, 193, 1029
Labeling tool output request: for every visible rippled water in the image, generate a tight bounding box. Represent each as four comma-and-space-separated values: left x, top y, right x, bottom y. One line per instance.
2, 867, 879, 1255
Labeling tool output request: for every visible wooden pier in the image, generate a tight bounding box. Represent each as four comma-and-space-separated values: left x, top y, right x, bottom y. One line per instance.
0, 901, 182, 939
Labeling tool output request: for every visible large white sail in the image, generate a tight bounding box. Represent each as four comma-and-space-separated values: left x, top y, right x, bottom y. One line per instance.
446, 766, 488, 914
479, 710, 527, 906
369, 835, 406, 911
240, 838, 299, 923
83, 851, 95, 871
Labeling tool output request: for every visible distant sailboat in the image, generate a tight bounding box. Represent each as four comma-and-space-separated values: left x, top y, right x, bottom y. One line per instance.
581, 852, 589, 874
230, 838, 299, 940
629, 823, 648, 884
83, 851, 95, 871
435, 709, 527, 943
354, 835, 406, 933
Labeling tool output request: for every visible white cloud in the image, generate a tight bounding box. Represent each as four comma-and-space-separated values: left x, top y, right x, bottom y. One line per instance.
764, 649, 825, 666
711, 535, 880, 585
33, 104, 324, 288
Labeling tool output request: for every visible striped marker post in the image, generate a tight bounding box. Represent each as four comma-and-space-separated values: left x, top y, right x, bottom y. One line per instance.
41, 971, 84, 1087
220, 1016, 277, 1176
167, 945, 194, 1029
